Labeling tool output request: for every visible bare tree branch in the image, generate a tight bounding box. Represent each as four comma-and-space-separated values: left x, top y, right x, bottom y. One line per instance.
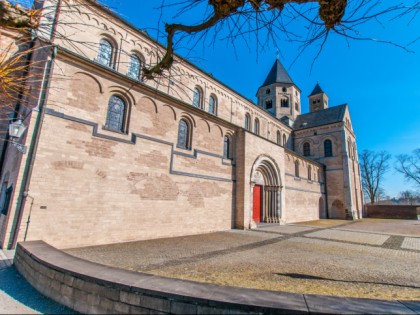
359, 150, 391, 204
395, 149, 420, 187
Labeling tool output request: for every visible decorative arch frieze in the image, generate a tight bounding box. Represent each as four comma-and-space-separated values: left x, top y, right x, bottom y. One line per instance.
199, 119, 211, 133
73, 72, 104, 94
162, 104, 177, 121
91, 17, 100, 26
140, 96, 158, 113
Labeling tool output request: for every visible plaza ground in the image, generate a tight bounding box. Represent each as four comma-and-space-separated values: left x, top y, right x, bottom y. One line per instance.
65, 219, 420, 301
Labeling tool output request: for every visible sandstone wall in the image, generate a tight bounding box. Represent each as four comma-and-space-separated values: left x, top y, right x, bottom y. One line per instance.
14, 56, 236, 248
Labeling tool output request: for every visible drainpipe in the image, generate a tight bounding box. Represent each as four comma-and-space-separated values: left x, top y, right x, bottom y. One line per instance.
23, 193, 34, 241
8, 47, 57, 249
7, 0, 62, 249
50, 0, 62, 41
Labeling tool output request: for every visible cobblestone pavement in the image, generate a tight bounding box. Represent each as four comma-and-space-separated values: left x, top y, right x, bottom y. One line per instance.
0, 250, 75, 314
66, 219, 420, 301
336, 218, 420, 237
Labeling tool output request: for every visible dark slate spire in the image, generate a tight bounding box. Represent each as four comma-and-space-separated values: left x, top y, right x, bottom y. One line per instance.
309, 82, 324, 96
261, 59, 294, 87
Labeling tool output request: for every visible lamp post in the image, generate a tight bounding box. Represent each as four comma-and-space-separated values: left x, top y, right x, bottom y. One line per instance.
8, 119, 27, 154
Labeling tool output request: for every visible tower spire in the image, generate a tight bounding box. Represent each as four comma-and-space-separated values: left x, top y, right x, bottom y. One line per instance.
260, 58, 294, 87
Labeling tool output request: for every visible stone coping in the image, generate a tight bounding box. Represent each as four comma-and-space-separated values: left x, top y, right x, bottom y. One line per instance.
14, 241, 420, 314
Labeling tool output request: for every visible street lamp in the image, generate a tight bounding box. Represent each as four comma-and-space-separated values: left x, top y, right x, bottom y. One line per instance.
8, 119, 27, 154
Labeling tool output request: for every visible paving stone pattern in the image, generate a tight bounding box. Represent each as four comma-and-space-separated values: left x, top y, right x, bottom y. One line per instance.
304, 229, 390, 245
66, 219, 420, 301
402, 237, 420, 251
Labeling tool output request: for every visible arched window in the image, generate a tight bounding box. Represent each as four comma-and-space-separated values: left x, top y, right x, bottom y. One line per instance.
295, 161, 299, 177
128, 54, 141, 79
295, 102, 299, 111
308, 165, 312, 181
303, 142, 310, 156
324, 139, 333, 157
223, 136, 231, 159
281, 99, 289, 107
192, 87, 203, 108
277, 131, 281, 145
254, 118, 260, 135
208, 95, 217, 115
353, 144, 357, 161
348, 139, 353, 159
244, 113, 251, 131
177, 119, 192, 149
97, 39, 113, 67
105, 96, 126, 132
283, 134, 287, 147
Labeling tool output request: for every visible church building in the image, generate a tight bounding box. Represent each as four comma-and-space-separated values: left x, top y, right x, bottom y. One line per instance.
0, 0, 363, 249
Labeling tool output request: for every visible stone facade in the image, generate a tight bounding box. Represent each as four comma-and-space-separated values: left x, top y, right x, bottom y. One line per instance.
0, 0, 362, 249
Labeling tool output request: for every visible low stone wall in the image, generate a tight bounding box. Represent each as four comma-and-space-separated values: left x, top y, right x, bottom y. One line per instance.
365, 205, 420, 220
14, 241, 419, 314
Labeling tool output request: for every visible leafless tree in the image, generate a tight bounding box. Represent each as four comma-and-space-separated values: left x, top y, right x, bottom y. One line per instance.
359, 150, 391, 204
143, 0, 419, 78
398, 190, 419, 205
1, 0, 419, 87
0, 0, 108, 122
395, 149, 420, 187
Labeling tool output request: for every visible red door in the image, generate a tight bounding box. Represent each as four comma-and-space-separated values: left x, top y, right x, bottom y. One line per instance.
253, 185, 262, 223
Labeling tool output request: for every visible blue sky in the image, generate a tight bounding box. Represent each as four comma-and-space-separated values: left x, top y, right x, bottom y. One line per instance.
106, 1, 419, 198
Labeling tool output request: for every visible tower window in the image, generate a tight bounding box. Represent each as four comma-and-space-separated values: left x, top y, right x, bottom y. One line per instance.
295, 102, 299, 111
281, 99, 289, 108
266, 89, 270, 94
324, 139, 333, 157
282, 87, 287, 92
265, 100, 272, 109
303, 142, 310, 156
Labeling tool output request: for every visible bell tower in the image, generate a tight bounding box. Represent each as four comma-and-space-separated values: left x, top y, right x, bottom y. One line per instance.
257, 58, 301, 126
309, 83, 329, 112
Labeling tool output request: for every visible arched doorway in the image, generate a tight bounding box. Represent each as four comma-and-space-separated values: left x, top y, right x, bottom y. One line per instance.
251, 156, 282, 224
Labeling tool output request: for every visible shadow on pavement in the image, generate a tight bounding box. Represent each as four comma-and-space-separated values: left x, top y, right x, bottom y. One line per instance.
0, 265, 76, 314
275, 272, 420, 289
